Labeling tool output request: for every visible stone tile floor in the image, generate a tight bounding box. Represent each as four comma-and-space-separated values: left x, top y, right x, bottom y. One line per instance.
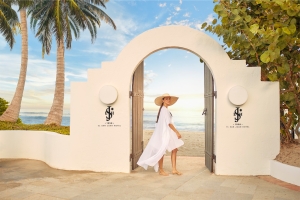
0, 157, 299, 200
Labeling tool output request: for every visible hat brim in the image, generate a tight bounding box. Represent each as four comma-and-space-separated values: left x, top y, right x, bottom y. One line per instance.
154, 95, 178, 106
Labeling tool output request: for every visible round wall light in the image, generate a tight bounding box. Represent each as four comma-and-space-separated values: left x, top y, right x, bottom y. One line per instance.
99, 85, 118, 104
228, 85, 248, 106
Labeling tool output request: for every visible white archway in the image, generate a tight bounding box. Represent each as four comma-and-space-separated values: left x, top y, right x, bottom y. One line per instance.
0, 25, 279, 175
70, 25, 279, 174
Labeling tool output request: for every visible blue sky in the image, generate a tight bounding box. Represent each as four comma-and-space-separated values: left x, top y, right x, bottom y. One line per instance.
0, 0, 219, 113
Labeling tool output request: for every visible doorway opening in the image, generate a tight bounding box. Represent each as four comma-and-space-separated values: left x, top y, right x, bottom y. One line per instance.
129, 48, 216, 172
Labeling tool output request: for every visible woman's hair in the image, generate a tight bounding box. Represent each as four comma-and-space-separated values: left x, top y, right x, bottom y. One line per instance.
156, 101, 164, 123
156, 97, 172, 123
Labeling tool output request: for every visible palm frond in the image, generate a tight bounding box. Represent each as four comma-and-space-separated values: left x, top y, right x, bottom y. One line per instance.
0, 0, 19, 49
26, 0, 116, 54
82, 0, 106, 8
81, 2, 116, 30
53, 0, 63, 45
68, 15, 81, 39
16, 0, 34, 11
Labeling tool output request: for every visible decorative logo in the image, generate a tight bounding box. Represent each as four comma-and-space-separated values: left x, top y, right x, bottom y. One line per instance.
105, 106, 114, 121
234, 107, 242, 122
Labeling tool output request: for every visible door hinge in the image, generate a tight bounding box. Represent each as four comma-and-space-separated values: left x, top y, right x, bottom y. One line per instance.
130, 153, 132, 161
202, 108, 207, 115
213, 154, 216, 163
214, 91, 217, 98
129, 91, 132, 98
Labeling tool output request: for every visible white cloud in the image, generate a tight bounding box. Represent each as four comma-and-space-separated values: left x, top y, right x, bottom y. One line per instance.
179, 0, 182, 4
0, 36, 7, 50
0, 53, 85, 109
0, 53, 58, 108
65, 70, 87, 82
78, 2, 151, 59
183, 12, 190, 17
159, 3, 166, 7
163, 16, 173, 26
161, 18, 199, 28
144, 70, 157, 89
206, 14, 214, 24
0, 54, 56, 86
161, 12, 215, 32
175, 6, 181, 11
195, 13, 215, 31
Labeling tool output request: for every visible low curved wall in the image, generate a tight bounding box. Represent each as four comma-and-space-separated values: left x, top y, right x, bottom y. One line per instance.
0, 131, 71, 170
270, 160, 300, 186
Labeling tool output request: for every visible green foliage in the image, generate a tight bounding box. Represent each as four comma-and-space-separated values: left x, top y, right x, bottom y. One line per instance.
0, 121, 70, 135
204, 0, 300, 143
0, 0, 19, 49
0, 97, 9, 116
0, 97, 68, 134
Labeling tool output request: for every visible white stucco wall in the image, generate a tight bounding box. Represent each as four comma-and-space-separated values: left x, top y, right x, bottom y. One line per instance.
0, 131, 71, 170
0, 25, 280, 175
270, 160, 300, 186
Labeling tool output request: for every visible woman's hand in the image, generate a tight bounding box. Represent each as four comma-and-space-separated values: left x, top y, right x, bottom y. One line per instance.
169, 124, 182, 139
177, 133, 182, 139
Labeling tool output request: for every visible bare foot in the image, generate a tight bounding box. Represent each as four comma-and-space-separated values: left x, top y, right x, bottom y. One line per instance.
172, 170, 182, 175
159, 170, 169, 176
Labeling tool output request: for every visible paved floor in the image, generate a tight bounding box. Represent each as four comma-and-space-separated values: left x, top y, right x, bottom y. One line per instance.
0, 157, 299, 200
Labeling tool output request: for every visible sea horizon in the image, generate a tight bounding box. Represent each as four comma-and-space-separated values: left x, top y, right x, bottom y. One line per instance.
19, 110, 205, 132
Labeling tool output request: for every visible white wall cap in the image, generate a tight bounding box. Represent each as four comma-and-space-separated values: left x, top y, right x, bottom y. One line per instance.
228, 85, 248, 106
99, 85, 118, 104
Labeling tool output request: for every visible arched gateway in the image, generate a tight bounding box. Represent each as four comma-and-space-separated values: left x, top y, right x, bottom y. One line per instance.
70, 25, 279, 175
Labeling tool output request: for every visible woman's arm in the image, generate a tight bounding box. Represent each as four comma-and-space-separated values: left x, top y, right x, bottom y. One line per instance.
169, 124, 182, 139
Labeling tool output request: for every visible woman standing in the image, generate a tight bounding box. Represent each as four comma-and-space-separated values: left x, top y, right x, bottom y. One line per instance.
137, 93, 184, 176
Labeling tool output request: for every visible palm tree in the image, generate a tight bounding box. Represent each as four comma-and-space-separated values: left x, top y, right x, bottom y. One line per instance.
29, 0, 116, 125
0, 0, 33, 122
0, 0, 18, 49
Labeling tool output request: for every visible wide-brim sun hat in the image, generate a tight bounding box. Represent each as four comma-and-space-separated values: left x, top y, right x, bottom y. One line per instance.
155, 93, 179, 106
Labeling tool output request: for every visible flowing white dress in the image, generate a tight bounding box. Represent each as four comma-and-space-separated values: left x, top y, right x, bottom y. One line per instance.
137, 106, 184, 172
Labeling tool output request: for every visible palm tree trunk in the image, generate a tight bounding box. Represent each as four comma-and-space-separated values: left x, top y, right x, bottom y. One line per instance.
0, 9, 28, 122
44, 40, 65, 125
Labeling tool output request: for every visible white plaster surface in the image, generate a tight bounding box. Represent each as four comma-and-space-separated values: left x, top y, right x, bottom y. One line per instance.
270, 160, 300, 186
0, 131, 71, 170
228, 85, 248, 105
0, 25, 280, 175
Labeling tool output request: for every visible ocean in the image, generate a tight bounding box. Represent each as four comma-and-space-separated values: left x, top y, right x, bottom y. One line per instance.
19, 110, 205, 132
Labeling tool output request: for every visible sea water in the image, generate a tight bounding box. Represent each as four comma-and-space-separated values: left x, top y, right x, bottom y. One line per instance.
19, 111, 70, 126
143, 110, 204, 132
19, 110, 205, 132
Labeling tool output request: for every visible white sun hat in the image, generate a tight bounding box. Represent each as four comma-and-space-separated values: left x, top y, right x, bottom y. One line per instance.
154, 93, 179, 106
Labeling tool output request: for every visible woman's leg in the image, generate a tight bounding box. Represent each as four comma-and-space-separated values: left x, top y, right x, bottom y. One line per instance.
158, 156, 168, 176
171, 148, 182, 175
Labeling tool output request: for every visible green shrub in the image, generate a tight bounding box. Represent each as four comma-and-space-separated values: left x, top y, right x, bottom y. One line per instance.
0, 121, 70, 135
0, 97, 69, 134
0, 98, 9, 116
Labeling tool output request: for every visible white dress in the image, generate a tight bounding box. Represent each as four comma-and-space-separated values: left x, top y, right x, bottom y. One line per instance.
137, 106, 184, 172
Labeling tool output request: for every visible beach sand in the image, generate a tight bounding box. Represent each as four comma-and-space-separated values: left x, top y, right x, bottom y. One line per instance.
143, 130, 205, 157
